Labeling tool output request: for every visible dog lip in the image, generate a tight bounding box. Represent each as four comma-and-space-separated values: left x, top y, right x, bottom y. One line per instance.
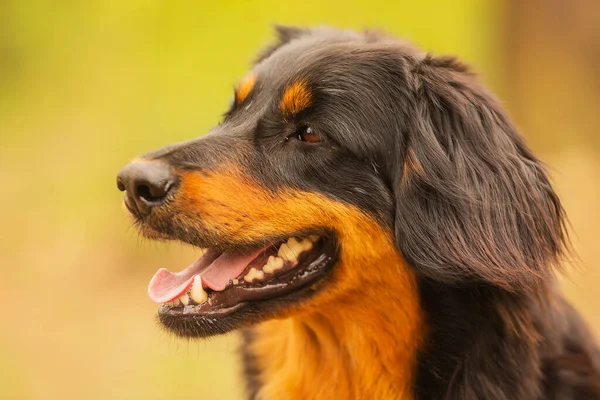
123, 197, 141, 219
159, 301, 247, 317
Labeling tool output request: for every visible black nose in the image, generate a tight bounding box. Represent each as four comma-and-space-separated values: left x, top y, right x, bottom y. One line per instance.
116, 160, 176, 217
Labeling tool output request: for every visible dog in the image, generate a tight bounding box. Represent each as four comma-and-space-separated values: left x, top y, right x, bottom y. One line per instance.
116, 26, 600, 399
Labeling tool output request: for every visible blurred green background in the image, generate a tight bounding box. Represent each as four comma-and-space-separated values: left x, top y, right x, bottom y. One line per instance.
1, 1, 598, 399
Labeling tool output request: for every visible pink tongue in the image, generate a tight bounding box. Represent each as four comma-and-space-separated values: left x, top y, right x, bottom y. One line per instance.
147, 248, 265, 304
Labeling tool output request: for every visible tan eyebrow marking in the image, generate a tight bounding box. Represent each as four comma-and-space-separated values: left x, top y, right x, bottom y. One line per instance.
236, 73, 257, 104
280, 80, 312, 115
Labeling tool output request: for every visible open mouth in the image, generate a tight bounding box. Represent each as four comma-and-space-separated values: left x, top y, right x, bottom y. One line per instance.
148, 234, 337, 335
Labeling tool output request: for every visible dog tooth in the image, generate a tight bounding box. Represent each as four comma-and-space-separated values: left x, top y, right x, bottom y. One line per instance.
179, 293, 190, 306
287, 237, 312, 256
172, 297, 181, 306
278, 243, 296, 262
232, 278, 239, 285
190, 275, 207, 304
298, 237, 314, 250
307, 235, 320, 243
301, 237, 313, 250
263, 256, 284, 274
244, 267, 265, 283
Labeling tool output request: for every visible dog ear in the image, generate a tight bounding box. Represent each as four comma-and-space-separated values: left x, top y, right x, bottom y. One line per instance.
255, 25, 309, 64
393, 55, 568, 292
273, 25, 307, 43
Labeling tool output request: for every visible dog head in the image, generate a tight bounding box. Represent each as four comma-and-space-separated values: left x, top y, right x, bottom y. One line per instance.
117, 26, 567, 337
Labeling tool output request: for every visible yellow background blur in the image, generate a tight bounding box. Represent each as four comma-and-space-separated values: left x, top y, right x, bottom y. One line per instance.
1, 1, 598, 399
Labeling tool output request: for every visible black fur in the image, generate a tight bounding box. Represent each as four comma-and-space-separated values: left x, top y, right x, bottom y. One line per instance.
126, 26, 600, 399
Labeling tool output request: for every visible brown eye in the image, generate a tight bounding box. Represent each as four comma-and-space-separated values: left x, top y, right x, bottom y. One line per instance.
295, 126, 321, 143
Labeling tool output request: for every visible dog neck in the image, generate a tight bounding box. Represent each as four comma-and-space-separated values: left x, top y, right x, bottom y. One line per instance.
247, 264, 424, 400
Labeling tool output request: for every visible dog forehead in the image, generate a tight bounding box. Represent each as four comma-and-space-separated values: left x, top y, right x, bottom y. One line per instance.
251, 32, 418, 104
252, 34, 367, 89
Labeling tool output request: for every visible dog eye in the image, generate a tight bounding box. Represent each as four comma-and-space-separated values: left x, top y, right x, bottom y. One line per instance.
293, 126, 321, 143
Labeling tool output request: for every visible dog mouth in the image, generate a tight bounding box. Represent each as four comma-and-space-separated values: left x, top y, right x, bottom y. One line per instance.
148, 234, 336, 326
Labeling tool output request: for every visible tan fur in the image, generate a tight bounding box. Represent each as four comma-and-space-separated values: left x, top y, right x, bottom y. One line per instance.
280, 80, 312, 115
250, 249, 423, 400
402, 148, 424, 184
175, 168, 424, 399
236, 73, 257, 104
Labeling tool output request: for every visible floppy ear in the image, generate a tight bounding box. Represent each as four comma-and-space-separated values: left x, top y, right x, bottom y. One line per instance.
393, 55, 568, 292
255, 25, 309, 64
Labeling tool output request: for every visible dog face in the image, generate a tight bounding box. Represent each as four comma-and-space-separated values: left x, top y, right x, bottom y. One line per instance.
117, 27, 566, 337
